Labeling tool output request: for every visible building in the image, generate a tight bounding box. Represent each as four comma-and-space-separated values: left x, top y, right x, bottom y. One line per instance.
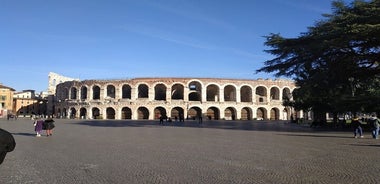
0, 84, 15, 118
46, 72, 79, 116
13, 90, 47, 117
55, 77, 296, 120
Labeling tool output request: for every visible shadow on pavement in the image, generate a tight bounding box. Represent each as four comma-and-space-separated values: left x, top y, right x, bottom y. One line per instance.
71, 119, 317, 133
11, 132, 36, 137
278, 133, 351, 139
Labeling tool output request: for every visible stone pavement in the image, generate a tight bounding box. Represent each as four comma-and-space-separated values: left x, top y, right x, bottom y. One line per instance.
0, 118, 379, 184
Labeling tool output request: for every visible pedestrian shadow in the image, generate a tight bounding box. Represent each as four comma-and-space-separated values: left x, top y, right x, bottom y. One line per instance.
11, 132, 36, 137
278, 133, 351, 139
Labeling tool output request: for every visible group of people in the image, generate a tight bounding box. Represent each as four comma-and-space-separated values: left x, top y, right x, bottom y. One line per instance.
33, 117, 55, 137
352, 114, 380, 139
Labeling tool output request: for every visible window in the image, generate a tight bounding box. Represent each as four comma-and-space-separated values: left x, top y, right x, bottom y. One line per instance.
0, 96, 6, 101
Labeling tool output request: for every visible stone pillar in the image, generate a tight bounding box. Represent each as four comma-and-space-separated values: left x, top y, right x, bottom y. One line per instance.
184, 87, 189, 101
219, 88, 225, 102
236, 89, 241, 103
166, 87, 171, 101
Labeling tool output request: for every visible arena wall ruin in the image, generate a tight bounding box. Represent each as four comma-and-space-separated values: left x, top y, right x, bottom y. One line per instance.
54, 77, 296, 120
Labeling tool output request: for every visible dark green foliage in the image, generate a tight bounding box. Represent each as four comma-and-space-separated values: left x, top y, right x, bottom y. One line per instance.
257, 0, 380, 118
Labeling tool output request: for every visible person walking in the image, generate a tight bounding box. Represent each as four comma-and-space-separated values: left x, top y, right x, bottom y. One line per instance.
34, 118, 44, 137
351, 116, 363, 138
370, 114, 379, 139
44, 117, 55, 136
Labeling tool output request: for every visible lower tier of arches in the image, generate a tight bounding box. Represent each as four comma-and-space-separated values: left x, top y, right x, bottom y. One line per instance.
55, 105, 293, 121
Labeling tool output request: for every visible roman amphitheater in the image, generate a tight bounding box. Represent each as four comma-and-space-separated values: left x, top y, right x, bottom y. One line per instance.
54, 77, 296, 121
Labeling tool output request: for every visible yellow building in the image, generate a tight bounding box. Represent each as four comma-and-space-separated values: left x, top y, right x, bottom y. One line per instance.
13, 90, 47, 118
0, 84, 15, 117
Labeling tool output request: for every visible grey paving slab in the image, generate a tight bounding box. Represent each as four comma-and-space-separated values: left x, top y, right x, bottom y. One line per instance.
0, 118, 379, 184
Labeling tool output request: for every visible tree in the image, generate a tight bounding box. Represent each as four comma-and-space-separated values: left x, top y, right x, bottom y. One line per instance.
257, 0, 380, 121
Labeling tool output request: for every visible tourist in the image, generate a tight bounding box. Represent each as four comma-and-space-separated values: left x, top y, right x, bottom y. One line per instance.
0, 128, 16, 164
34, 118, 44, 137
44, 117, 55, 136
370, 114, 379, 139
351, 116, 363, 138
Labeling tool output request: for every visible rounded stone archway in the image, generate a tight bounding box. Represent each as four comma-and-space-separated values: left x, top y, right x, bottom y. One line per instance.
137, 107, 149, 119
106, 107, 116, 119
121, 107, 132, 119
80, 108, 87, 119
206, 107, 220, 120
154, 107, 167, 119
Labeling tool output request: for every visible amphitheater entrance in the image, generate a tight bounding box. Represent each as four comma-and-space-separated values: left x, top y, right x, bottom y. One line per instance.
137, 107, 149, 119
79, 108, 87, 119
70, 108, 76, 119
92, 107, 100, 119
270, 108, 279, 120
170, 107, 183, 119
154, 107, 167, 119
121, 107, 132, 119
106, 107, 116, 119
187, 107, 201, 120
62, 108, 67, 118
224, 107, 236, 120
256, 107, 267, 120
241, 107, 252, 120
206, 107, 220, 120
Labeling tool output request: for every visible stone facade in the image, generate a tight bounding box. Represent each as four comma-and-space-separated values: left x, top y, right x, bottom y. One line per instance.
54, 77, 296, 120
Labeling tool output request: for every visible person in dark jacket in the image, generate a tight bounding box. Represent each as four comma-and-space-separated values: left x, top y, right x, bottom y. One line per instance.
0, 128, 16, 164
351, 116, 363, 138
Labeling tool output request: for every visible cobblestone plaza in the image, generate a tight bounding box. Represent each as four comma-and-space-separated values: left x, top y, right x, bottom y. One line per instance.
1, 118, 379, 184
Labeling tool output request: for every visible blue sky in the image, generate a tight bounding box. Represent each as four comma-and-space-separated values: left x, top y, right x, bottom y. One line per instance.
0, 0, 350, 92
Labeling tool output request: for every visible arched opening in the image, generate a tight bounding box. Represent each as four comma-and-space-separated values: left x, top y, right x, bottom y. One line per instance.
137, 107, 149, 119
62, 108, 67, 118
206, 107, 220, 120
138, 84, 149, 98
187, 107, 202, 120
188, 81, 202, 101
80, 108, 87, 119
106, 107, 116, 119
270, 108, 280, 120
107, 85, 116, 99
240, 86, 252, 102
170, 107, 184, 120
283, 108, 290, 121
92, 107, 100, 119
93, 86, 100, 100
282, 88, 291, 101
206, 84, 219, 102
224, 85, 236, 102
70, 87, 77, 100
122, 84, 132, 99
171, 84, 184, 100
57, 108, 61, 118
224, 107, 236, 120
241, 107, 252, 120
256, 107, 267, 120
64, 88, 69, 99
256, 86, 267, 103
70, 107, 76, 119
154, 84, 167, 101
81, 86, 87, 100
154, 107, 167, 119
270, 87, 280, 100
188, 92, 201, 101
121, 107, 132, 119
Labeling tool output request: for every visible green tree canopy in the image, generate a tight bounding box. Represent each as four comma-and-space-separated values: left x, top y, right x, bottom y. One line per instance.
257, 0, 380, 118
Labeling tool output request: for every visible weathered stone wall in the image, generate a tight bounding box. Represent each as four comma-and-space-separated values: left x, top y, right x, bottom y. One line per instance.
54, 77, 296, 120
